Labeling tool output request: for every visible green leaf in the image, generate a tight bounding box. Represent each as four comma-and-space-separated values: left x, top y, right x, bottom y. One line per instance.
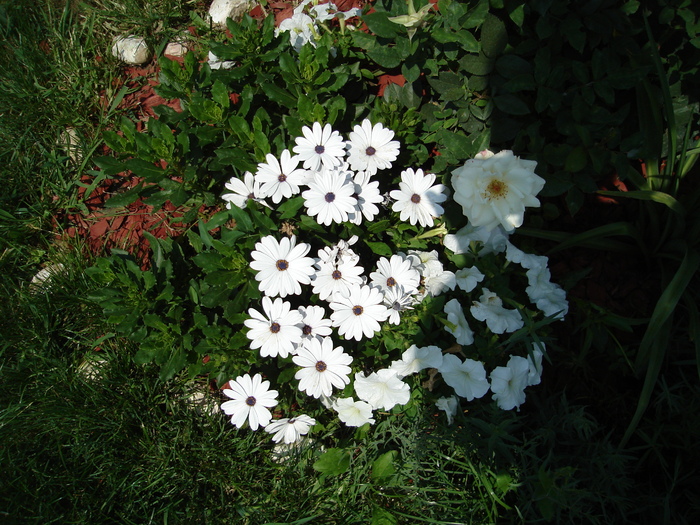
211, 80, 230, 108
362, 12, 400, 38
365, 241, 393, 257
263, 83, 297, 109
480, 14, 507, 58
371, 450, 397, 481
595, 190, 686, 215
367, 46, 402, 69
371, 507, 398, 525
312, 448, 351, 476
493, 94, 530, 115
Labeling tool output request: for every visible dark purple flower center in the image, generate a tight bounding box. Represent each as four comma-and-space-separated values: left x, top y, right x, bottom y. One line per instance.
411, 193, 421, 204
315, 145, 325, 154
270, 322, 281, 334
248, 193, 255, 199
278, 173, 287, 182
386, 277, 396, 287
325, 192, 336, 203
366, 146, 376, 156
352, 305, 363, 316
276, 259, 289, 271
302, 324, 313, 335
246, 396, 256, 406
332, 270, 342, 280
315, 361, 327, 372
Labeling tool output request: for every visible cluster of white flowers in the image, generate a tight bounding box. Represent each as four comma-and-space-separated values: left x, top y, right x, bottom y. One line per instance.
220, 125, 567, 443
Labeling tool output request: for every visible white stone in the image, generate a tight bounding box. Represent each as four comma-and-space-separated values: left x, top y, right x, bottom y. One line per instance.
208, 0, 254, 27
164, 41, 188, 57
111, 35, 150, 65
30, 263, 66, 292
57, 127, 82, 163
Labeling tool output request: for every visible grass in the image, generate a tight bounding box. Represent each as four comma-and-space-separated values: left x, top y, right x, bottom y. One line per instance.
2, 1, 700, 524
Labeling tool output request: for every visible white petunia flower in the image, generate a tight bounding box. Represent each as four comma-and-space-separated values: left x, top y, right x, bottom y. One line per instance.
250, 235, 315, 298
333, 397, 375, 427
292, 122, 346, 171
222, 171, 270, 210
348, 171, 383, 225
438, 354, 490, 401
221, 374, 278, 430
444, 223, 509, 256
382, 285, 415, 325
312, 258, 365, 302
490, 356, 530, 410
276, 12, 317, 52
451, 150, 545, 232
406, 249, 456, 297
255, 150, 308, 203
354, 369, 411, 411
329, 284, 388, 341
390, 168, 447, 227
302, 168, 357, 225
346, 119, 400, 175
370, 254, 421, 294
423, 268, 456, 297
443, 298, 474, 346
297, 305, 333, 346
293, 336, 353, 398
470, 289, 524, 334
455, 266, 485, 293
264, 414, 316, 444
435, 395, 459, 425
244, 297, 303, 358
389, 345, 443, 378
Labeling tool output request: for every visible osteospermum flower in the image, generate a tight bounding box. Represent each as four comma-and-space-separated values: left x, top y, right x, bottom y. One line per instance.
490, 356, 530, 410
382, 285, 415, 325
389, 345, 443, 378
293, 336, 353, 398
293, 122, 346, 171
333, 397, 375, 427
222, 171, 269, 209
348, 170, 383, 225
451, 150, 545, 232
438, 354, 490, 401
312, 258, 365, 302
470, 289, 524, 334
244, 297, 303, 358
354, 369, 411, 411
346, 119, 400, 175
250, 235, 315, 298
302, 168, 357, 225
221, 374, 278, 430
264, 414, 316, 444
390, 168, 447, 227
443, 298, 474, 346
329, 284, 388, 341
297, 305, 333, 347
255, 150, 308, 203
370, 254, 421, 294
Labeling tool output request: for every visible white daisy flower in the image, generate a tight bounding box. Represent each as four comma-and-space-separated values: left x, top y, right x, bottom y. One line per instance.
370, 254, 421, 294
346, 119, 400, 175
221, 373, 278, 430
333, 397, 375, 427
348, 171, 383, 225
264, 414, 316, 444
443, 298, 474, 346
250, 235, 315, 298
451, 150, 545, 232
354, 369, 411, 411
222, 171, 268, 209
312, 258, 365, 302
302, 168, 357, 225
390, 168, 447, 227
490, 356, 530, 410
435, 395, 459, 425
244, 297, 303, 358
382, 285, 415, 325
455, 266, 485, 293
389, 345, 443, 378
297, 305, 333, 347
438, 354, 490, 401
293, 336, 353, 398
255, 150, 308, 204
329, 284, 388, 341
470, 288, 524, 334
293, 122, 346, 171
